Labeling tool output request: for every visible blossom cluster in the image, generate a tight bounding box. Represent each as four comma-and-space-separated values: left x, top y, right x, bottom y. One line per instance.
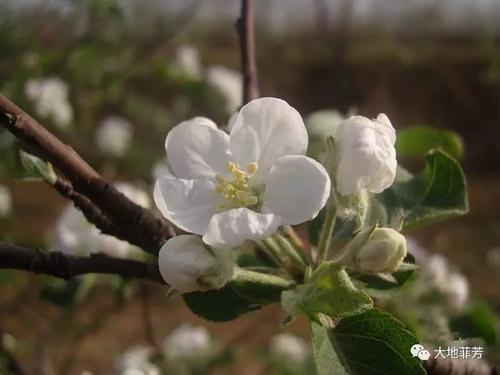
154, 96, 402, 292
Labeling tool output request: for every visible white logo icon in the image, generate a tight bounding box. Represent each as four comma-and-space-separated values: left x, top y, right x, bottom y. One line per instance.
418, 349, 431, 361
411, 344, 430, 360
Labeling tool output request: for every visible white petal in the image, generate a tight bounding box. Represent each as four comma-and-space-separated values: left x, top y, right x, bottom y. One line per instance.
166, 118, 230, 179
202, 208, 281, 249
158, 235, 216, 292
154, 175, 221, 235
190, 116, 218, 129
262, 155, 331, 225
229, 97, 308, 182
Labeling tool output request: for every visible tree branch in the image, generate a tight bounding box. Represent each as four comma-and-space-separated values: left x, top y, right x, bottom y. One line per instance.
0, 243, 165, 284
0, 94, 175, 254
236, 0, 259, 104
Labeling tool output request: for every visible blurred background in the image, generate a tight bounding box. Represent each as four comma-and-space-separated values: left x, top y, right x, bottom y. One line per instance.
0, 0, 499, 373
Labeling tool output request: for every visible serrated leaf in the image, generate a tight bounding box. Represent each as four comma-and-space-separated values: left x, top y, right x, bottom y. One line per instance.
396, 125, 464, 159
282, 262, 372, 321
371, 150, 468, 229
328, 309, 425, 375
311, 321, 349, 375
183, 285, 262, 322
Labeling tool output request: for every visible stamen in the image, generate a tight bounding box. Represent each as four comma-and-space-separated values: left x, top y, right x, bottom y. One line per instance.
226, 161, 236, 173
216, 161, 260, 211
247, 162, 258, 174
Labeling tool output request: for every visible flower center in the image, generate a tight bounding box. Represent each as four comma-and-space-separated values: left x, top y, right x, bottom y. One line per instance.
215, 161, 259, 211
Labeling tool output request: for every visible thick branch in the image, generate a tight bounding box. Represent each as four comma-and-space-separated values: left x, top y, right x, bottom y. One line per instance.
236, 0, 259, 104
0, 94, 175, 254
0, 243, 164, 284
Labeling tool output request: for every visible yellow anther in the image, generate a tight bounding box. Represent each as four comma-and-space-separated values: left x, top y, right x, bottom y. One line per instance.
233, 169, 246, 179
226, 161, 236, 173
234, 180, 248, 189
247, 162, 258, 174
235, 190, 249, 201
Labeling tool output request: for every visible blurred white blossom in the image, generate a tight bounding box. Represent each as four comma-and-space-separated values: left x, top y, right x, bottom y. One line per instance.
53, 182, 150, 258
0, 184, 12, 217
486, 247, 500, 268
164, 324, 212, 361
1, 333, 17, 351
176, 45, 202, 79
206, 66, 242, 114
416, 251, 470, 312
115, 346, 159, 375
25, 77, 73, 129
269, 333, 309, 364
96, 116, 134, 158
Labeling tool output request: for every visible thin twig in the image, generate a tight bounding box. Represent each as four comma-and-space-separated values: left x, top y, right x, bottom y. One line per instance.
0, 94, 175, 255
0, 243, 165, 284
236, 0, 259, 104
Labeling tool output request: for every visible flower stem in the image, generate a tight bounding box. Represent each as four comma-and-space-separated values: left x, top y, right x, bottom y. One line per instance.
274, 233, 307, 269
282, 225, 310, 263
316, 204, 337, 264
262, 237, 301, 279
233, 267, 294, 289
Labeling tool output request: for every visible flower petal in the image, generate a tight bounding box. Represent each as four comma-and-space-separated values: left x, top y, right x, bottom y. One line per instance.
202, 208, 281, 249
262, 155, 331, 225
166, 118, 230, 179
154, 175, 222, 235
229, 97, 308, 182
158, 235, 216, 293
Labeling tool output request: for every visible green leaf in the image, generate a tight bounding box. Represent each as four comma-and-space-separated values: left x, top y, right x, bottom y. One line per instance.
450, 301, 498, 345
281, 262, 372, 321
18, 150, 57, 184
372, 150, 468, 229
311, 321, 349, 375
183, 286, 262, 322
328, 309, 425, 375
396, 125, 464, 159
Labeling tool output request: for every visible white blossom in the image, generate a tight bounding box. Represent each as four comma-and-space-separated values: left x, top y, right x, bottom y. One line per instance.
269, 333, 309, 364
53, 182, 150, 258
0, 184, 12, 217
24, 77, 73, 129
154, 97, 331, 250
96, 116, 134, 157
335, 114, 397, 196
206, 66, 242, 114
421, 254, 469, 312
115, 346, 159, 375
176, 45, 202, 79
164, 324, 212, 361
158, 235, 234, 293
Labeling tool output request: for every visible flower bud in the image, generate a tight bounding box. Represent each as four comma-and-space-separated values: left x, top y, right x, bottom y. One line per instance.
158, 235, 234, 293
342, 227, 407, 273
334, 114, 397, 196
